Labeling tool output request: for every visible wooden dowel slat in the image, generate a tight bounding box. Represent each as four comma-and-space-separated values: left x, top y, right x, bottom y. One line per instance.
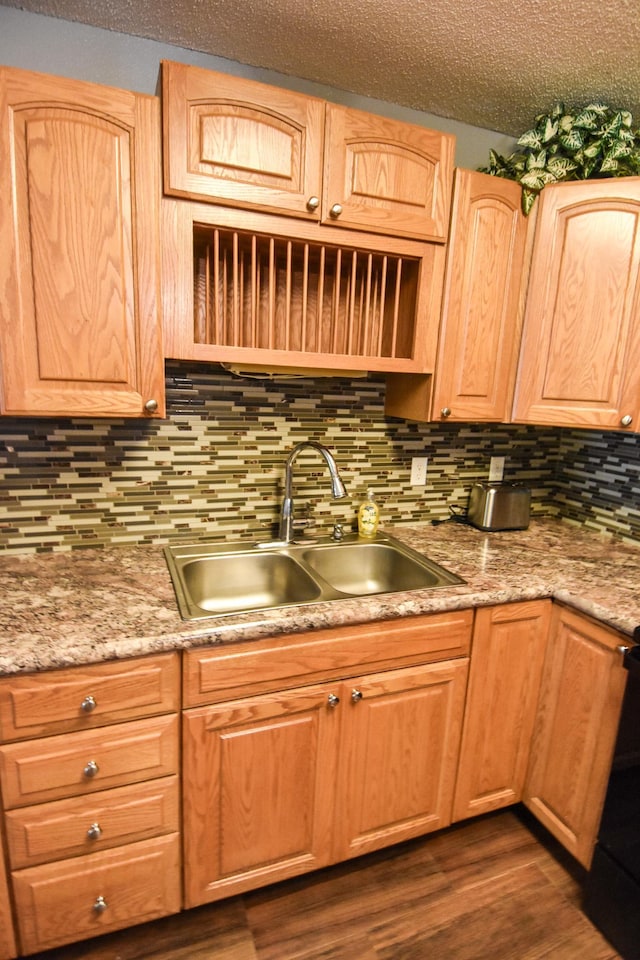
390, 257, 402, 357
301, 243, 309, 351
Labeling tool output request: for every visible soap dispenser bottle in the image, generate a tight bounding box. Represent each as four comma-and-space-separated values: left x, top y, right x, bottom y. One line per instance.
358, 488, 380, 538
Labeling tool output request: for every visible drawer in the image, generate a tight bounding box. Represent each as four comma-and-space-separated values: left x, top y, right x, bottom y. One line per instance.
184, 610, 473, 706
5, 775, 179, 869
0, 652, 180, 742
0, 714, 179, 809
12, 833, 181, 954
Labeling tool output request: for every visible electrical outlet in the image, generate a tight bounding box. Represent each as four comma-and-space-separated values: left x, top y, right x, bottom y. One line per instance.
410, 456, 428, 486
489, 456, 505, 482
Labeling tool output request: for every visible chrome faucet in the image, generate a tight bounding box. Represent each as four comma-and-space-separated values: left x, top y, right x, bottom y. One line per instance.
278, 441, 347, 544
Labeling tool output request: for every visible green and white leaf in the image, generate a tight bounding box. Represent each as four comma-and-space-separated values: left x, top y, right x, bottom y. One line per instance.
584, 103, 609, 116
600, 155, 620, 173
521, 187, 538, 215
559, 129, 585, 151
517, 128, 543, 149
526, 149, 547, 170
583, 140, 603, 158
519, 169, 557, 189
546, 156, 578, 177
573, 109, 599, 130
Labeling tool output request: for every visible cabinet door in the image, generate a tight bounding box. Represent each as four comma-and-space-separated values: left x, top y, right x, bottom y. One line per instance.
0, 67, 165, 418
334, 659, 468, 861
182, 682, 340, 907
0, 817, 17, 960
162, 61, 325, 218
323, 104, 454, 242
453, 601, 550, 821
386, 169, 529, 422
524, 605, 628, 868
512, 177, 640, 430
432, 170, 529, 422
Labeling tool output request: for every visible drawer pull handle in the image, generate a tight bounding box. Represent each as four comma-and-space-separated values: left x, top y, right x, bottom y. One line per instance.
83, 760, 99, 779
93, 895, 108, 914
81, 695, 97, 713
87, 822, 102, 841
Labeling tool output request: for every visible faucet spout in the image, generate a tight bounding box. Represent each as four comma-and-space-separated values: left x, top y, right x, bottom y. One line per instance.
278, 441, 347, 544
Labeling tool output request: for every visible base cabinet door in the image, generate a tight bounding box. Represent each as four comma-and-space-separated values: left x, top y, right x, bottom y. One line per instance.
334, 659, 468, 861
182, 682, 340, 907
523, 604, 628, 868
453, 601, 551, 821
0, 819, 17, 960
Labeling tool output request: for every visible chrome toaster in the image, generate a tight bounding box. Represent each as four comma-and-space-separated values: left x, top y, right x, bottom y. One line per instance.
467, 481, 531, 531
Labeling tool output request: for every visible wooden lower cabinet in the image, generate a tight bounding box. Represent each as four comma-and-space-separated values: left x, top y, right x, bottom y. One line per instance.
0, 817, 17, 960
523, 604, 629, 868
182, 681, 339, 907
453, 600, 551, 821
0, 653, 181, 957
334, 660, 468, 860
182, 657, 468, 907
12, 835, 181, 955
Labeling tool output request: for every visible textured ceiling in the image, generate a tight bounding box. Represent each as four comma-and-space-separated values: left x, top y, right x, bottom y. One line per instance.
2, 0, 640, 136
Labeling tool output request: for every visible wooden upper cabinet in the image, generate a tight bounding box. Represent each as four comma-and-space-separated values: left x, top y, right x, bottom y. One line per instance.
162, 61, 325, 219
161, 61, 454, 242
0, 67, 165, 418
512, 177, 640, 430
322, 104, 454, 242
431, 171, 528, 421
385, 169, 528, 422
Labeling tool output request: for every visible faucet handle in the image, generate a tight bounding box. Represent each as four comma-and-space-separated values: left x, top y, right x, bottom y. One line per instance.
332, 523, 345, 541
292, 517, 312, 531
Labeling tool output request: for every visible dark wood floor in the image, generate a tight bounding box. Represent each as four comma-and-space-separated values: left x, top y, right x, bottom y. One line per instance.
26, 807, 621, 960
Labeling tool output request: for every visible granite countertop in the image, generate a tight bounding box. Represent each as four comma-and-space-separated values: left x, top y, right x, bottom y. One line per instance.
1, 517, 639, 675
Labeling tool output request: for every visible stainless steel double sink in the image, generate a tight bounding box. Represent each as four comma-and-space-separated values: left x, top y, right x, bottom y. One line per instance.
164, 531, 464, 620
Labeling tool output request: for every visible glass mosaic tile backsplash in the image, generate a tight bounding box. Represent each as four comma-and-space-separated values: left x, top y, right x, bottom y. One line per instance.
0, 362, 638, 553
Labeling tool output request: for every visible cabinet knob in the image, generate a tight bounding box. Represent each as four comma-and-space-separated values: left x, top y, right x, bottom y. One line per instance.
329, 203, 343, 219
441, 407, 452, 418
306, 196, 320, 211
617, 645, 630, 655
87, 822, 102, 841
144, 398, 159, 414
83, 760, 99, 779
93, 895, 108, 914
81, 695, 97, 713
351, 688, 363, 703
327, 693, 340, 708
621, 414, 633, 427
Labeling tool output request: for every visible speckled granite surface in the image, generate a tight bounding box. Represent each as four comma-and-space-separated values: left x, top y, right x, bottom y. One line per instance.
1, 518, 639, 675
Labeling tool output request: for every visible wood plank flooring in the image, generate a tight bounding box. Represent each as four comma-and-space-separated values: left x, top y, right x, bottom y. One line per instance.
24, 808, 621, 960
